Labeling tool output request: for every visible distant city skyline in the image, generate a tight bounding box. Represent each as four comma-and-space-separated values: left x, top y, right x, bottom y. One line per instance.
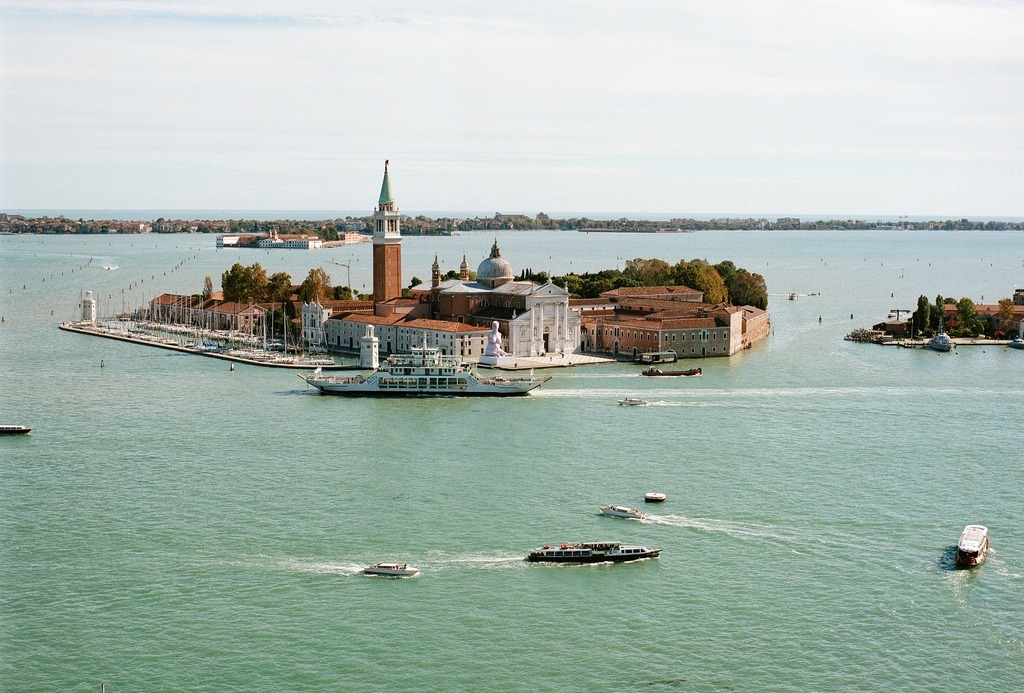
2, 1, 1022, 216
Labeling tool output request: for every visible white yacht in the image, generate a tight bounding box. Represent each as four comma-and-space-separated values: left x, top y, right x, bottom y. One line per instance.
299, 345, 549, 397
598, 505, 645, 520
363, 563, 419, 577
927, 318, 953, 352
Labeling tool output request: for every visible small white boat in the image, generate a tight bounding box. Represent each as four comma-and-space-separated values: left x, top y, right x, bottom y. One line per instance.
644, 492, 667, 503
1008, 338, 1024, 350
956, 525, 989, 568
618, 398, 648, 406
599, 504, 645, 520
363, 562, 419, 577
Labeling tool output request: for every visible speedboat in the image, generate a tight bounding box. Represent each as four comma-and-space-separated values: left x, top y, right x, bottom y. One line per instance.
618, 398, 648, 406
0, 425, 31, 435
363, 562, 419, 577
955, 525, 989, 568
599, 505, 645, 520
527, 541, 661, 563
1009, 338, 1024, 350
644, 492, 667, 503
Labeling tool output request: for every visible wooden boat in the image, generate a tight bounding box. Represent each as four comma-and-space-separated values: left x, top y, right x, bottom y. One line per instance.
955, 525, 989, 568
641, 367, 702, 377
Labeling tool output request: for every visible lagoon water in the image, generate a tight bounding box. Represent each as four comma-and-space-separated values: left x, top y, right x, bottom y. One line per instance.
2, 229, 1023, 690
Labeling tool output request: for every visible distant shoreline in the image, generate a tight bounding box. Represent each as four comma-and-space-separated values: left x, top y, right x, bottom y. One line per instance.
3, 211, 1024, 234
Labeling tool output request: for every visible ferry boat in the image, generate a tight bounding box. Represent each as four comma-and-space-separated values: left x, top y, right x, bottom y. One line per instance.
598, 505, 645, 520
527, 541, 661, 564
299, 345, 549, 397
955, 525, 989, 568
0, 424, 31, 435
363, 563, 419, 577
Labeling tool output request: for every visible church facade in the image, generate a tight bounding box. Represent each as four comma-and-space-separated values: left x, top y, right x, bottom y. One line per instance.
319, 162, 581, 360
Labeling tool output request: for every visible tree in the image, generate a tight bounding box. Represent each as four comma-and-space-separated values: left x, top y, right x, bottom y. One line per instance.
956, 297, 980, 336
713, 260, 737, 285
266, 272, 293, 305
932, 294, 945, 330
201, 276, 213, 301
672, 259, 728, 303
623, 258, 672, 286
298, 267, 332, 303
996, 298, 1016, 333
914, 295, 930, 334
409, 276, 422, 289
727, 270, 768, 309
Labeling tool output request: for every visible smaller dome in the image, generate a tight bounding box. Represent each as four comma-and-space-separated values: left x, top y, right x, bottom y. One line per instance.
476, 240, 514, 281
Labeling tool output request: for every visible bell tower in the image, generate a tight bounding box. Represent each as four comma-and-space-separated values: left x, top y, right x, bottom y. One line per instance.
372, 160, 402, 305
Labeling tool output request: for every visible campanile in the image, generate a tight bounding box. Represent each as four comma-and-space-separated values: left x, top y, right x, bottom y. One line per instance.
372, 160, 402, 304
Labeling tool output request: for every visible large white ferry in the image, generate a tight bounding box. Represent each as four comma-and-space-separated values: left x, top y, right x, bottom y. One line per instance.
527, 541, 662, 564
299, 345, 550, 397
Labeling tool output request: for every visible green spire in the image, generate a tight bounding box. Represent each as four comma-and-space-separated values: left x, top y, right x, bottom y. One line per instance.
378, 159, 394, 204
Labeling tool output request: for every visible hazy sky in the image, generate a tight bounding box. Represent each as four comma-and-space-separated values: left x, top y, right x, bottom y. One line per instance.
1, 1, 1022, 216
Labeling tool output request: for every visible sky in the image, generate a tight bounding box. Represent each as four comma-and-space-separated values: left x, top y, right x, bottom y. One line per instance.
1, 0, 1022, 217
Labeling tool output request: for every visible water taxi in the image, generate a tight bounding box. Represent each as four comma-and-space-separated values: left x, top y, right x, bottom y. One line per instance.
598, 505, 645, 520
527, 541, 661, 564
300, 345, 549, 397
363, 563, 419, 577
955, 525, 989, 568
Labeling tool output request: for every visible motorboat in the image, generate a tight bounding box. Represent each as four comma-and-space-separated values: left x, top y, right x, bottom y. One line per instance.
955, 525, 989, 568
641, 367, 702, 377
300, 344, 549, 397
618, 398, 648, 406
598, 505, 645, 520
644, 492, 667, 503
527, 541, 662, 563
1009, 338, 1024, 350
0, 425, 31, 435
363, 562, 419, 577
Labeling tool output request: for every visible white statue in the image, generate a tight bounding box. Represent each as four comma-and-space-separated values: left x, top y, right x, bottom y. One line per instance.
484, 320, 508, 357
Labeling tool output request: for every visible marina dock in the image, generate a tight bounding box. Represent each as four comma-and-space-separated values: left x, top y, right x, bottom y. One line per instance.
58, 322, 357, 370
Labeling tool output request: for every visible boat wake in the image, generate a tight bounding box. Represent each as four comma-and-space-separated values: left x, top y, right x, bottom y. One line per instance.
276, 558, 366, 576
645, 514, 833, 548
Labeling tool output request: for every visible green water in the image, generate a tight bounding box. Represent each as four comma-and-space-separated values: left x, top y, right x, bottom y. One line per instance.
2, 230, 1023, 690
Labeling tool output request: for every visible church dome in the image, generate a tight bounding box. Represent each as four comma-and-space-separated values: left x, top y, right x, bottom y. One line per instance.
476, 240, 514, 283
